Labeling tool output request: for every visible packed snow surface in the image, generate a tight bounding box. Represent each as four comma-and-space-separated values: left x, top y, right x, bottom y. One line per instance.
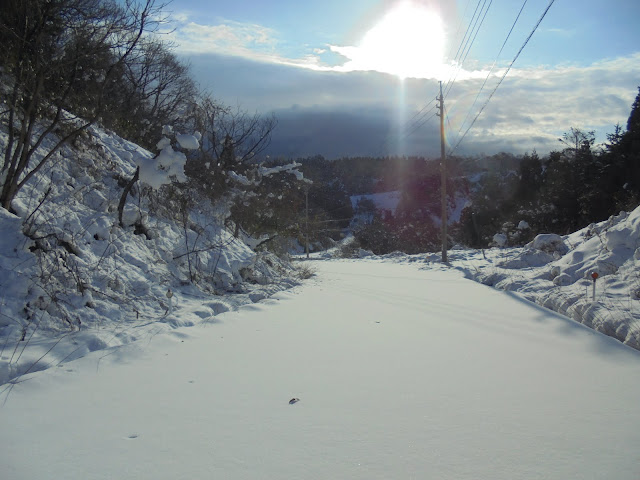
1, 260, 639, 480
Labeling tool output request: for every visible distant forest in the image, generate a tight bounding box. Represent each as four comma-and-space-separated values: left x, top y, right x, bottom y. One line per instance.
292, 87, 640, 254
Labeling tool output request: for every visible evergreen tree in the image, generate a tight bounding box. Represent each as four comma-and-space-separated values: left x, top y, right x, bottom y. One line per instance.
620, 87, 640, 204
515, 151, 543, 204
599, 87, 640, 211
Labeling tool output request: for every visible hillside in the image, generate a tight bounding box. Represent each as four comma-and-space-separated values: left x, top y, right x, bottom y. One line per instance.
0, 124, 302, 385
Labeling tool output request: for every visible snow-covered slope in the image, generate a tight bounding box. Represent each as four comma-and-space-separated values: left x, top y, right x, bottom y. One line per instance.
0, 125, 298, 385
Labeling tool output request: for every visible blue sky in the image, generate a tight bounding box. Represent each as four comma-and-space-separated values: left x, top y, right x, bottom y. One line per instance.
162, 0, 640, 159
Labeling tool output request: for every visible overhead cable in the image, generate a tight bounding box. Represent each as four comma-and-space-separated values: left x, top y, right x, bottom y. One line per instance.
450, 0, 529, 148
448, 0, 556, 155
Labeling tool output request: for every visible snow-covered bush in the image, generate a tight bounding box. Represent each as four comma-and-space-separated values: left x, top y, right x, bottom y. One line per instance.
492, 233, 507, 247
527, 233, 569, 255
553, 273, 573, 286
225, 161, 309, 252
331, 236, 360, 259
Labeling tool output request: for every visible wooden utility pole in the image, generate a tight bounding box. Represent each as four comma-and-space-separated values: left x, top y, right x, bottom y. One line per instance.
437, 81, 448, 263
305, 184, 309, 259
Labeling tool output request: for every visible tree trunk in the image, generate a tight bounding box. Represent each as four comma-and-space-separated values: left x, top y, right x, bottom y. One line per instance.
118, 166, 140, 227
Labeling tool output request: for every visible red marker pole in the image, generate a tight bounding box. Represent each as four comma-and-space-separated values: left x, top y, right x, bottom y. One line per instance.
591, 272, 599, 301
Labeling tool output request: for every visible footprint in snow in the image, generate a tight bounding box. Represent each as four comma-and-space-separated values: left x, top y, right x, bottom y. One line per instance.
126, 434, 139, 440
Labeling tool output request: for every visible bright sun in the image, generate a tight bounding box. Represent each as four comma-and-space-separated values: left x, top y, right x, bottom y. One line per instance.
333, 2, 446, 79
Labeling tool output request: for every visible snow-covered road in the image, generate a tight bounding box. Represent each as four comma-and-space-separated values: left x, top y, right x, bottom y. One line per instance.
2, 259, 639, 479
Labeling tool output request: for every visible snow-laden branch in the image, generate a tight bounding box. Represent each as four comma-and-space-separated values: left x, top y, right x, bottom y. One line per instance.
136, 126, 200, 189
258, 161, 305, 181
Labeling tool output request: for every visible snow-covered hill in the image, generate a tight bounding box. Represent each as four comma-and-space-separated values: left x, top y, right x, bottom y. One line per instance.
0, 124, 300, 385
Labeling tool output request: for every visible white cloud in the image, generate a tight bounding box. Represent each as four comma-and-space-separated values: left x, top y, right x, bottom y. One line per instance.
444, 54, 640, 154
544, 27, 576, 37
169, 9, 640, 158
166, 14, 489, 80
168, 17, 280, 59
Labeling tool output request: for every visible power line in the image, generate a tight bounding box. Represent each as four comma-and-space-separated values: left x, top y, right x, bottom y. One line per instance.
444, 0, 474, 67
451, 0, 484, 66
376, 0, 492, 157
375, 0, 509, 157
445, 0, 493, 99
448, 0, 556, 155
402, 107, 439, 140
444, 0, 493, 100
450, 0, 529, 149
397, 98, 438, 145
446, 114, 454, 143
375, 100, 438, 157
401, 0, 492, 150
443, 0, 484, 96
406, 97, 437, 127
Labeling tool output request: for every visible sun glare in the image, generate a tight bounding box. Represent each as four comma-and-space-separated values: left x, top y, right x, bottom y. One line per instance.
344, 1, 446, 79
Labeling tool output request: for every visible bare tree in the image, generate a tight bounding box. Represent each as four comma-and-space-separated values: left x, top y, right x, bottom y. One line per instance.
110, 37, 197, 148
194, 95, 277, 169
0, 0, 165, 211
183, 95, 277, 202
558, 127, 595, 159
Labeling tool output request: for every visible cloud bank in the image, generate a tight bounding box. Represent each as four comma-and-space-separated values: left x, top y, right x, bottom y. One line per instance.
167, 14, 486, 80
170, 15, 640, 159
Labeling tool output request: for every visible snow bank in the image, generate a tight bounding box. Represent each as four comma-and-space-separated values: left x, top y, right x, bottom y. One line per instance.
449, 208, 640, 349
314, 205, 640, 350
